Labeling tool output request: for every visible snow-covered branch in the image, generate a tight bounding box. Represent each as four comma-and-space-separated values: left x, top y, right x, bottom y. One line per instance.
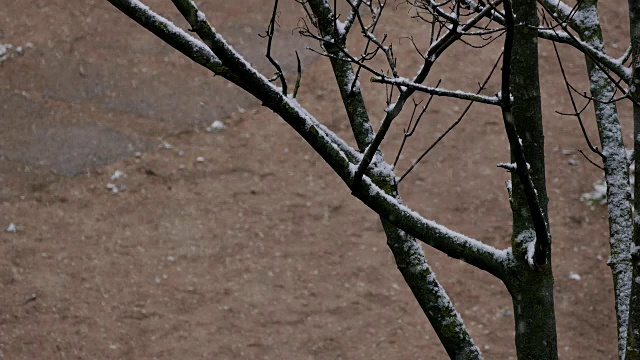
537, 0, 631, 83
106, 0, 509, 279
352, 0, 504, 188
305, 2, 487, 354
382, 221, 483, 359
464, 0, 631, 83
372, 76, 502, 105
306, 0, 376, 148
542, 1, 633, 357
105, 0, 229, 75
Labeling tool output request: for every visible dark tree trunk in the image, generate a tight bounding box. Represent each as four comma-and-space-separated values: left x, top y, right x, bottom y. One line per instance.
507, 0, 558, 358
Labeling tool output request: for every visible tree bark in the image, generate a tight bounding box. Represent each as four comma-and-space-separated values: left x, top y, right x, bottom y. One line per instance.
507, 0, 558, 358
627, 1, 640, 358
305, 3, 485, 357
572, 2, 633, 358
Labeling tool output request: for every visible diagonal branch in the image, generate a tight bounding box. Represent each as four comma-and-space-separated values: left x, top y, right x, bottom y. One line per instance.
537, 0, 632, 85
306, 2, 485, 356
106, 0, 509, 279
103, 0, 232, 79
352, 0, 503, 189
551, 40, 604, 160
399, 52, 503, 183
465, 0, 631, 83
306, 0, 376, 148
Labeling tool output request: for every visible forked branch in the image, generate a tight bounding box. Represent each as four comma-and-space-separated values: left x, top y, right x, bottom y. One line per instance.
106, 0, 509, 279
262, 0, 288, 94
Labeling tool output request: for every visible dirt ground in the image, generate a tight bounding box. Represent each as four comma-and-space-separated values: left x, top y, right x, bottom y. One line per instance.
0, 1, 633, 359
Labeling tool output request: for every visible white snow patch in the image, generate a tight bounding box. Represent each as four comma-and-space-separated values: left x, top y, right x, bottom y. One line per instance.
106, 183, 119, 194
516, 229, 536, 267
207, 120, 225, 132
497, 162, 517, 171
385, 103, 395, 113
568, 272, 582, 281
335, 20, 347, 36
111, 170, 125, 180
6, 223, 17, 233
343, 70, 360, 93
0, 41, 31, 64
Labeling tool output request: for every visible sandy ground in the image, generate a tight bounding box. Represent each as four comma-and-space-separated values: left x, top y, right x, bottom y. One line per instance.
0, 0, 633, 359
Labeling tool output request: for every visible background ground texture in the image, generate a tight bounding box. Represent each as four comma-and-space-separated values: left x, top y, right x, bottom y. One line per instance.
0, 0, 633, 359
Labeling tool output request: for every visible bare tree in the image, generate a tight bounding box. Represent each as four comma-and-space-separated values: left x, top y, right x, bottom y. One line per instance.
105, 0, 639, 358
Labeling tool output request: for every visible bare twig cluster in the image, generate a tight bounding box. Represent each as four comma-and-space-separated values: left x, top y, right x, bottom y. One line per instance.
105, 0, 639, 357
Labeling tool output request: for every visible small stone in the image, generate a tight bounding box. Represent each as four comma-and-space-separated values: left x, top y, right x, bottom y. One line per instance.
6, 223, 17, 233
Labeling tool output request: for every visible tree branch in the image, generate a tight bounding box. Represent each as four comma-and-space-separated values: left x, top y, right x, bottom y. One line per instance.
352, 0, 504, 189
382, 220, 483, 359
106, 0, 508, 279
262, 0, 288, 95
399, 52, 503, 183
551, 39, 604, 160
371, 76, 502, 105
307, 2, 487, 355
466, 0, 631, 84
306, 0, 376, 148
103, 0, 232, 78
537, 0, 632, 84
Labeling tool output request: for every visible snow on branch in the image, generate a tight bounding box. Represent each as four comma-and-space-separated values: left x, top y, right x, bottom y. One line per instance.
106, 0, 227, 75
372, 77, 502, 106
354, 174, 510, 277
463, 0, 631, 83
537, 28, 631, 81
352, 0, 504, 187
307, 3, 485, 352
305, 0, 376, 148
107, 0, 509, 279
537, 0, 632, 83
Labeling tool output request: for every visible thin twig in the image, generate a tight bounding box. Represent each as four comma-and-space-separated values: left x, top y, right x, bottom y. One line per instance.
371, 77, 502, 105
352, 0, 504, 190
578, 150, 605, 170
552, 39, 605, 159
293, 51, 302, 98
262, 0, 288, 94
398, 52, 502, 183
538, 0, 636, 103
392, 83, 439, 168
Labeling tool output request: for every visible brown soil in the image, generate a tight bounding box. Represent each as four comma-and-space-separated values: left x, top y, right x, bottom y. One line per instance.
0, 1, 632, 359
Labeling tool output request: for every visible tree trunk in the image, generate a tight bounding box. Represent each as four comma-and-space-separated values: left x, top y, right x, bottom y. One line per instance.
506, 266, 558, 360
508, 0, 558, 358
626, 1, 640, 357
573, 2, 632, 358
